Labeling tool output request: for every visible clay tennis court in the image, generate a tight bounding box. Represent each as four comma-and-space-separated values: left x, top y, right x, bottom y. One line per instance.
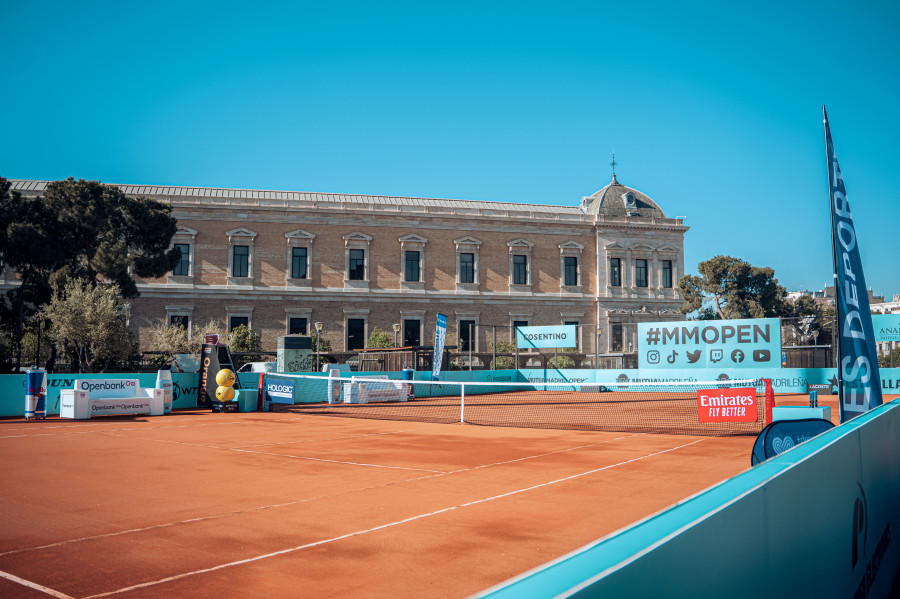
0, 393, 862, 598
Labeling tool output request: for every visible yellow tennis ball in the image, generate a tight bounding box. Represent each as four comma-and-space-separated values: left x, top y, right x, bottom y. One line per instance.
216, 369, 235, 387
215, 385, 235, 402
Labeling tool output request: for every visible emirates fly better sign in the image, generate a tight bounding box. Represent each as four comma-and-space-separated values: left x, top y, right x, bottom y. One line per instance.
697, 387, 758, 423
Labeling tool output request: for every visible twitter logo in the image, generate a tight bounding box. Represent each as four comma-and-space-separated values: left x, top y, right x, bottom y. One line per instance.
686, 350, 702, 364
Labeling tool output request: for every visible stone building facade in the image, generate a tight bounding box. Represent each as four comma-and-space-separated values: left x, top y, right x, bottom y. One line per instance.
10, 176, 688, 359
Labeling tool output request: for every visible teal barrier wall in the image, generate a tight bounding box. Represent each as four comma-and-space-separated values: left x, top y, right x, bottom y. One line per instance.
2, 368, 898, 417
478, 400, 900, 598
0, 372, 201, 417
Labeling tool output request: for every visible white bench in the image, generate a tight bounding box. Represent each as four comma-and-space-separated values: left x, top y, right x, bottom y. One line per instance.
60, 379, 165, 419
342, 376, 408, 404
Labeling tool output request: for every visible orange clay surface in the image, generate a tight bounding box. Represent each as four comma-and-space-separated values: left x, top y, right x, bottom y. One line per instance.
0, 393, 895, 599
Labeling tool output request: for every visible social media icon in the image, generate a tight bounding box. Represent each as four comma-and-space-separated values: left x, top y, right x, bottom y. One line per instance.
710, 349, 723, 363
731, 349, 745, 363
753, 349, 770, 362
667, 350, 678, 364
647, 350, 660, 364
686, 350, 702, 364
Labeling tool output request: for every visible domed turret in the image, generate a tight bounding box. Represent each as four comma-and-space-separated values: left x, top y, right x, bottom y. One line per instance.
581, 174, 666, 218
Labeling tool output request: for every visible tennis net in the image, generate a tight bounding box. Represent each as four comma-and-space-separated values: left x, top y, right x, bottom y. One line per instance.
260, 374, 772, 436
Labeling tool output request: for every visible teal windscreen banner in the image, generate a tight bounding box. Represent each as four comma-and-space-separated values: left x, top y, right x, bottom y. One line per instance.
516, 325, 577, 349
825, 107, 882, 422
637, 318, 781, 369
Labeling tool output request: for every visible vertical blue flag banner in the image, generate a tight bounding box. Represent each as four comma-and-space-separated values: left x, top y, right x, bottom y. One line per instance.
432, 313, 448, 381
824, 107, 882, 422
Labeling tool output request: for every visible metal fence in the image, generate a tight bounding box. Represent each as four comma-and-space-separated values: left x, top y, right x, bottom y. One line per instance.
0, 317, 843, 374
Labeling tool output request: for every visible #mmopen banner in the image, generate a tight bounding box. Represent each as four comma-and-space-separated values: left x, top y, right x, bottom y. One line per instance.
824, 106, 882, 422
432, 313, 448, 381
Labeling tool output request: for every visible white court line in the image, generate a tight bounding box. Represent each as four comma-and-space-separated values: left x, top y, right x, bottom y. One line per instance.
228, 447, 445, 472
0, 435, 646, 560
0, 420, 247, 440
0, 569, 74, 598
446, 434, 637, 474
95, 429, 444, 473
81, 438, 705, 598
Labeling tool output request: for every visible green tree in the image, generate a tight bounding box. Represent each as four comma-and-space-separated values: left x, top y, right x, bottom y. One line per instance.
490, 340, 516, 370
0, 176, 59, 371
39, 178, 181, 297
229, 324, 264, 365
548, 351, 575, 369
39, 279, 135, 373
195, 318, 226, 344
148, 321, 197, 369
780, 294, 826, 346
679, 255, 787, 319
878, 347, 900, 369
366, 327, 394, 349
0, 176, 181, 371
229, 324, 262, 352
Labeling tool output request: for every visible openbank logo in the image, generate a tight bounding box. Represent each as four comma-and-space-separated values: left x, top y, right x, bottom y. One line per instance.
80, 380, 137, 392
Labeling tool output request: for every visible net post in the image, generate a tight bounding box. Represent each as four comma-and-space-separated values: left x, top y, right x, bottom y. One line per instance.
460, 382, 465, 425
763, 378, 773, 426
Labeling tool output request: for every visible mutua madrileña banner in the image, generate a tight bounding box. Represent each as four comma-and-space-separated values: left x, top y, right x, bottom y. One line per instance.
824, 106, 882, 422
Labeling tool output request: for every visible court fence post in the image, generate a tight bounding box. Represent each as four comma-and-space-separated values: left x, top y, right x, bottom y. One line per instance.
764, 378, 773, 426
460, 383, 465, 425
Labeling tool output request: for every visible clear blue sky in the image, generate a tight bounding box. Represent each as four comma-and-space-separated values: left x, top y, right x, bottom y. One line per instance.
2, 1, 898, 299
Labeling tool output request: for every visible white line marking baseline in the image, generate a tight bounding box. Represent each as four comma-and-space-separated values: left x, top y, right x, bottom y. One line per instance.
80, 438, 704, 598
0, 569, 74, 598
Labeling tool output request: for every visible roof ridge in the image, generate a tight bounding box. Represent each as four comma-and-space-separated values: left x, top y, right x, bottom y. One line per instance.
8, 179, 583, 213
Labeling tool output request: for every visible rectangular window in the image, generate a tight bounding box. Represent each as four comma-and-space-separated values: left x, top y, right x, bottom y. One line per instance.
291, 247, 308, 279
609, 258, 621, 287
459, 253, 474, 283
170, 315, 189, 329
173, 244, 190, 276
662, 260, 673, 288
405, 251, 420, 282
512, 320, 528, 338
564, 256, 578, 287
349, 249, 365, 281
565, 321, 579, 349
229, 316, 249, 331
403, 320, 421, 347
635, 259, 648, 287
513, 255, 528, 285
459, 320, 475, 351
611, 323, 624, 352
289, 317, 307, 335
347, 318, 365, 350
233, 245, 249, 278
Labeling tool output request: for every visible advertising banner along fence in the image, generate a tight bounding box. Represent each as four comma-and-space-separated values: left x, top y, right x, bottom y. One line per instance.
516, 325, 577, 350
637, 318, 781, 370
872, 314, 900, 343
